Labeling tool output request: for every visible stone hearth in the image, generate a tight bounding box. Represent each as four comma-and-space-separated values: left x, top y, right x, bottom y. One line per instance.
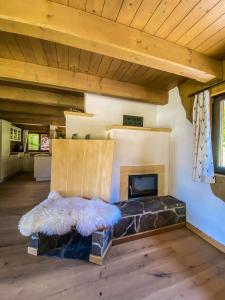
113, 196, 186, 238
29, 196, 186, 263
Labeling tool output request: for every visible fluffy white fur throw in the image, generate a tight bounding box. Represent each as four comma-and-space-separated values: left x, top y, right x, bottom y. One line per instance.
18, 192, 121, 237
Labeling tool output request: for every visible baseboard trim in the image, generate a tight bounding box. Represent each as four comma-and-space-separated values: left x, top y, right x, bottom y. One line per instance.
27, 246, 38, 256
186, 222, 225, 254
112, 222, 186, 246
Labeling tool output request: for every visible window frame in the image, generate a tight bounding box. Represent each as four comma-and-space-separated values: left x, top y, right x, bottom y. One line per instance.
212, 93, 225, 175
27, 132, 49, 152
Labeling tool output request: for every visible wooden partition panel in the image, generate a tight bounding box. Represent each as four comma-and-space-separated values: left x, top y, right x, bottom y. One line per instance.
51, 139, 115, 201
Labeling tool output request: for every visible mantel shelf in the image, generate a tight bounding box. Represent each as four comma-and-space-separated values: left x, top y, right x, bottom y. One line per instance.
107, 125, 172, 133
64, 111, 94, 117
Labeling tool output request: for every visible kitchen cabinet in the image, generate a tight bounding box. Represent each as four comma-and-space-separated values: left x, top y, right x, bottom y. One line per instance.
10, 126, 22, 142
0, 120, 23, 182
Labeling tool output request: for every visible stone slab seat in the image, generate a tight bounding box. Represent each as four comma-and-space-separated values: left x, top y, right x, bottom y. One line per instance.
113, 196, 186, 238
29, 196, 186, 262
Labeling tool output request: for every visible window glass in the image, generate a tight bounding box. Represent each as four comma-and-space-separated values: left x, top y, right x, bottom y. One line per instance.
40, 134, 50, 151
28, 133, 39, 151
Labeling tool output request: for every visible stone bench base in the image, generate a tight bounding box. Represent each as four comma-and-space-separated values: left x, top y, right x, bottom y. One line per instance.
28, 196, 186, 265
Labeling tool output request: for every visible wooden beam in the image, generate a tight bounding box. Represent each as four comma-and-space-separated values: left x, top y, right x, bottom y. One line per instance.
0, 58, 167, 105
0, 84, 84, 108
0, 111, 64, 126
0, 0, 222, 82
0, 99, 66, 117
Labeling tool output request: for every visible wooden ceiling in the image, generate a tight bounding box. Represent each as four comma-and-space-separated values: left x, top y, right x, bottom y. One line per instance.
50, 0, 225, 60
0, 0, 224, 116
0, 31, 185, 91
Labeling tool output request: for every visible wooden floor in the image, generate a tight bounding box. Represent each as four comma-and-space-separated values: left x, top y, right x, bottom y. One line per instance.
0, 173, 225, 300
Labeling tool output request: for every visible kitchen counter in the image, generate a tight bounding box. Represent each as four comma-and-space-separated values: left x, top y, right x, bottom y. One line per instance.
34, 154, 51, 181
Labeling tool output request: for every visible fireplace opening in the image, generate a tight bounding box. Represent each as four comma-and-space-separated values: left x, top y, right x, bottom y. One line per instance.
128, 174, 158, 199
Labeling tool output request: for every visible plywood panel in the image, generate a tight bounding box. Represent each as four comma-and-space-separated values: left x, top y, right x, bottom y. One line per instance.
51, 139, 69, 194
51, 140, 115, 201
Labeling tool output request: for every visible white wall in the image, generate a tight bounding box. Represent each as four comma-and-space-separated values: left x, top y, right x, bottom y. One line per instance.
109, 129, 170, 202
157, 87, 225, 245
66, 93, 158, 138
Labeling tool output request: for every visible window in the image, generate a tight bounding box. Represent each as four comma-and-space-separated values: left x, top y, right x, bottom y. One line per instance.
28, 133, 49, 151
40, 134, 50, 151
212, 94, 225, 174
28, 133, 39, 151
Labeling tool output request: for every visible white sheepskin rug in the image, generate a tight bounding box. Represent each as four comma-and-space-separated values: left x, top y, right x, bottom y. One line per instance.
18, 192, 121, 237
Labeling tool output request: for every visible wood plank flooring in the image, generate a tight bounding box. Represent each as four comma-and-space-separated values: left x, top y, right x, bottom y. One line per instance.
0, 172, 225, 300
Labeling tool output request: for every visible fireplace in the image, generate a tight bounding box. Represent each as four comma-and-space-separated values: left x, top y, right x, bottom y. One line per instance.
128, 174, 158, 199
120, 165, 165, 201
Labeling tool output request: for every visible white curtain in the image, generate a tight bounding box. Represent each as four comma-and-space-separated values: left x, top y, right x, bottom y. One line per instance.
193, 90, 215, 183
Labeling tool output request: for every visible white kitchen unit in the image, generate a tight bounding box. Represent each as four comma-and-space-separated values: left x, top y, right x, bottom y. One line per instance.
0, 119, 24, 182
34, 154, 51, 181
0, 120, 11, 182
10, 125, 22, 142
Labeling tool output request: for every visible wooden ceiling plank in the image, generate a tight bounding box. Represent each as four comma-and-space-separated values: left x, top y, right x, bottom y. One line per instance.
0, 111, 65, 126
88, 53, 103, 75
3, 32, 25, 61
177, 0, 225, 46
130, 66, 150, 85
113, 61, 131, 81
144, 0, 181, 35
0, 0, 222, 82
120, 63, 140, 82
143, 69, 162, 86
187, 14, 225, 50
0, 84, 84, 108
68, 0, 86, 10
116, 0, 142, 26
136, 68, 158, 85
56, 43, 69, 69
0, 100, 66, 117
130, 0, 161, 30
78, 49, 92, 73
68, 47, 80, 71
42, 40, 58, 68
0, 58, 167, 104
101, 0, 123, 21
204, 37, 225, 59
49, 0, 69, 5
86, 0, 105, 16
96, 56, 112, 77
15, 34, 36, 63
29, 37, 48, 66
166, 0, 220, 43
0, 32, 13, 59
104, 59, 122, 79
156, 0, 200, 39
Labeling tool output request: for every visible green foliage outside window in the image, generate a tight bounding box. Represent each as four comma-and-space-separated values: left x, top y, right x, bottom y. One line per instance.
28, 133, 39, 151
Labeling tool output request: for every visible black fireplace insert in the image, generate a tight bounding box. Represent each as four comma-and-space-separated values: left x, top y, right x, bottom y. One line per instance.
128, 174, 158, 199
